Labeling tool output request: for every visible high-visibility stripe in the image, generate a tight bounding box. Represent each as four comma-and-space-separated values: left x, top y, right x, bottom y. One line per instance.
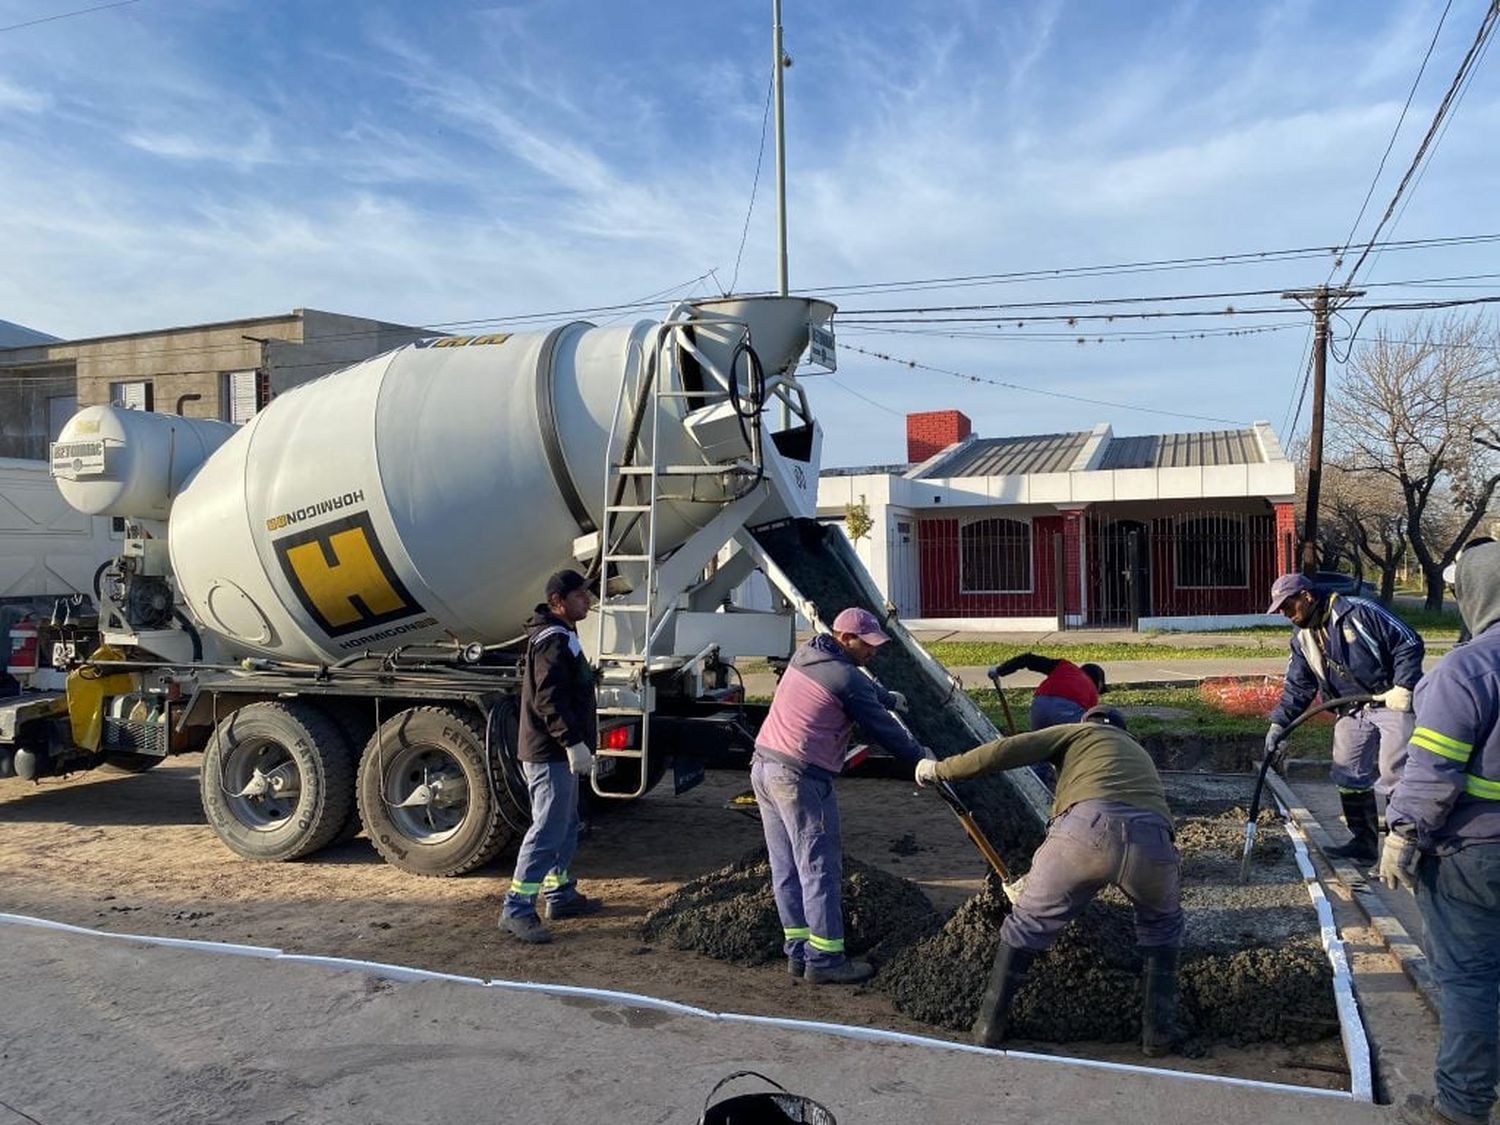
1465, 775, 1500, 801
542, 871, 572, 890
1412, 728, 1473, 761
807, 934, 845, 954
1336, 785, 1373, 795
783, 927, 810, 940
509, 879, 541, 895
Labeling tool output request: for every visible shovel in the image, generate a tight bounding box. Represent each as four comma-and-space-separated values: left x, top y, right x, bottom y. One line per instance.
987, 665, 1018, 735
1237, 693, 1376, 882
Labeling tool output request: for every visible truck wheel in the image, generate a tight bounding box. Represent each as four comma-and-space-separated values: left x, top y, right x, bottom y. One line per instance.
356, 706, 515, 877
101, 751, 164, 773
200, 701, 356, 862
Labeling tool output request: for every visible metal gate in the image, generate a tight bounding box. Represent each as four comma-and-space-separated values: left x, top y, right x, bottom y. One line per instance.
1090, 517, 1151, 627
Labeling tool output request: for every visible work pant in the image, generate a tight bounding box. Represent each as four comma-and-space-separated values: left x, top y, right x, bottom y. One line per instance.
1030, 694, 1085, 730
502, 759, 582, 919
751, 754, 846, 969
1001, 799, 1184, 952
1330, 706, 1414, 799
1416, 842, 1500, 1123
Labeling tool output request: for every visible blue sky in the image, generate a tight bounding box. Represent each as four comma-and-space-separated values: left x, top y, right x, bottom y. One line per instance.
2, 0, 1498, 466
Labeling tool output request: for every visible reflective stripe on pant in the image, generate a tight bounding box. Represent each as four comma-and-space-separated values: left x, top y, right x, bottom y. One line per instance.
1416, 842, 1500, 1123
1001, 799, 1184, 953
751, 755, 845, 969
502, 759, 580, 919
1330, 706, 1414, 798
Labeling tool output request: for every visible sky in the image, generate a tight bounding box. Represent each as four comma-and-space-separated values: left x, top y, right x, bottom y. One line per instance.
2, 0, 1498, 467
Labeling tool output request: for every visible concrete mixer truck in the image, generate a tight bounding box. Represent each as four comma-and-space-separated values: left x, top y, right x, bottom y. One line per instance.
0, 296, 842, 877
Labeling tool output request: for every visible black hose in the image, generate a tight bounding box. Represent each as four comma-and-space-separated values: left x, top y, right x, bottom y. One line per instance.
171, 609, 203, 662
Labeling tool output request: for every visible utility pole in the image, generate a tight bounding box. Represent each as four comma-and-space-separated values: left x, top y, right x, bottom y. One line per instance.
772, 0, 789, 296
1282, 285, 1363, 576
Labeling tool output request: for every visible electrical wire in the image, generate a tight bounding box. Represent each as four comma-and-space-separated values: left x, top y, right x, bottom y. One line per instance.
0, 0, 142, 33
730, 73, 775, 296
841, 342, 1249, 425
1341, 0, 1500, 286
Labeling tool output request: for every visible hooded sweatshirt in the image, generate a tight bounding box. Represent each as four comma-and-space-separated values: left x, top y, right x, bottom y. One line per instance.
1388, 542, 1500, 851
518, 605, 596, 764
755, 633, 925, 778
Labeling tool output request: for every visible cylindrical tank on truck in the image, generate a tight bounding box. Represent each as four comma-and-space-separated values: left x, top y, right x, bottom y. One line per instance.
8, 296, 834, 878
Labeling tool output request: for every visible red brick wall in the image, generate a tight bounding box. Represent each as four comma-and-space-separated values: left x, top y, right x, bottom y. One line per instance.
906, 410, 972, 464
1274, 502, 1297, 573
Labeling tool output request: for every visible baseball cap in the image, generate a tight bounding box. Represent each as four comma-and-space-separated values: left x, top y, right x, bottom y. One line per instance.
831, 606, 889, 646
545, 568, 589, 601
1082, 705, 1128, 731
1266, 572, 1314, 615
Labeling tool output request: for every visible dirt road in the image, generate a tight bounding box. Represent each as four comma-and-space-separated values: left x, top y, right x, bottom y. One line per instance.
0, 757, 1346, 1088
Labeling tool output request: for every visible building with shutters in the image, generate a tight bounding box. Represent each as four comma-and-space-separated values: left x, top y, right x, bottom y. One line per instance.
818, 409, 1299, 630
0, 308, 430, 461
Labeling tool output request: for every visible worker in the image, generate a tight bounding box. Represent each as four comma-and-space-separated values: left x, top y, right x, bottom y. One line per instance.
1453, 537, 1494, 644
916, 707, 1186, 1055
990, 653, 1107, 728
1264, 571, 1425, 864
752, 606, 926, 985
499, 568, 604, 944
1382, 541, 1500, 1125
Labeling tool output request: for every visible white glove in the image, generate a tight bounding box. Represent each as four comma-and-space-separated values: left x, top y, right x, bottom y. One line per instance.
887, 690, 908, 714
1264, 723, 1287, 761
565, 741, 595, 776
914, 758, 939, 788
1378, 831, 1420, 893
1001, 874, 1028, 905
1376, 685, 1413, 712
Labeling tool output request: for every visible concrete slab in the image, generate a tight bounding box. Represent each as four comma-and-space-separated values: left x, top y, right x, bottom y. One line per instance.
0, 923, 1389, 1124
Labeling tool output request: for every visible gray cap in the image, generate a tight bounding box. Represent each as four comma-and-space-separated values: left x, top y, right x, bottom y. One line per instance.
1082, 705, 1128, 731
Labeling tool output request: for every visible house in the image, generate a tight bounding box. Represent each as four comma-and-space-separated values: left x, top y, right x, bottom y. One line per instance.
818, 410, 1298, 630
0, 309, 431, 460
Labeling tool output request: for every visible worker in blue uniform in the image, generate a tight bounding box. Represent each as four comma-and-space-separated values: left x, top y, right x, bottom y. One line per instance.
1384, 542, 1500, 1125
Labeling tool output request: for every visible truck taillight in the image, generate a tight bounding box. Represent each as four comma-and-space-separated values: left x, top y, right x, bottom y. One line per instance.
602, 724, 635, 750
6, 620, 39, 676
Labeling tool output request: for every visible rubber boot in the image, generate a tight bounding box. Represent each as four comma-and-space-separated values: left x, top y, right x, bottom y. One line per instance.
972, 942, 1036, 1048
1140, 945, 1188, 1057
1325, 790, 1379, 863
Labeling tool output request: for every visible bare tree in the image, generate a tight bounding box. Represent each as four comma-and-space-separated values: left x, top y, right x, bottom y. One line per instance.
1328, 314, 1500, 609
1324, 460, 1406, 602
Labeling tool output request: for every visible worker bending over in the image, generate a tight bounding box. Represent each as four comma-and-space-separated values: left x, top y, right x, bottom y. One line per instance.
753, 607, 926, 985
1265, 572, 1425, 863
1383, 542, 1500, 1125
991, 652, 1106, 728
916, 708, 1185, 1056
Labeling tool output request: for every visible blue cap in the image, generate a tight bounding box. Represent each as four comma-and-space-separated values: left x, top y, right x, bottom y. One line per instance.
1266, 572, 1314, 614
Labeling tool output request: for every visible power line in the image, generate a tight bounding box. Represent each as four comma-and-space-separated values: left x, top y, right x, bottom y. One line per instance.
1329, 0, 1454, 281
1342, 0, 1500, 286
820, 374, 906, 417
841, 342, 1248, 425
0, 0, 142, 33
730, 73, 775, 295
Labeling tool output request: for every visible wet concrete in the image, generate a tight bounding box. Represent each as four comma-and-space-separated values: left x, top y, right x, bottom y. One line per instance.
647, 773, 1337, 1050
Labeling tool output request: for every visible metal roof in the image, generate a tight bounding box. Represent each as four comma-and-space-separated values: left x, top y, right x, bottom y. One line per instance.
1097, 429, 1264, 470
925, 432, 1090, 478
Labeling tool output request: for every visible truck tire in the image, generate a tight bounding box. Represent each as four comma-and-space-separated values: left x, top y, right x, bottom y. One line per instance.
200, 701, 357, 862
356, 706, 515, 877
321, 702, 377, 846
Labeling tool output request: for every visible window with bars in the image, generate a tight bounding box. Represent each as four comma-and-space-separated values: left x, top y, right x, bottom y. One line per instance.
109, 380, 152, 411
960, 517, 1032, 593
1175, 514, 1249, 589
221, 370, 258, 424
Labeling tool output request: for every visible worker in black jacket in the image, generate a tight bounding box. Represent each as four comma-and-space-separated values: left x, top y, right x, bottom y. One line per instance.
500, 569, 604, 943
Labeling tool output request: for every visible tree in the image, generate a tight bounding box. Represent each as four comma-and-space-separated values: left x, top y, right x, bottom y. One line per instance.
1323, 460, 1406, 602
845, 495, 873, 542
1328, 315, 1500, 609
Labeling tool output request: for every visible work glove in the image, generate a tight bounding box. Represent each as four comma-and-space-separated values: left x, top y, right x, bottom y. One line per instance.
886, 690, 908, 714
914, 758, 939, 788
1378, 831, 1421, 893
1375, 685, 1413, 712
1263, 723, 1288, 763
565, 741, 595, 776
1001, 873, 1028, 906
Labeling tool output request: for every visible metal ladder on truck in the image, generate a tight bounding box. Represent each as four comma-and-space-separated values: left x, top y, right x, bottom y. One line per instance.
589, 313, 763, 799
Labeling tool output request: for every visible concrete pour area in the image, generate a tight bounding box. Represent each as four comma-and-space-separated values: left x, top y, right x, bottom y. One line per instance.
0, 920, 1386, 1124
645, 775, 1342, 1057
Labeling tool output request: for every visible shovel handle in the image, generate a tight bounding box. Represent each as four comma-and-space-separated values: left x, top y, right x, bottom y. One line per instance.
935, 779, 1011, 881
989, 669, 1017, 736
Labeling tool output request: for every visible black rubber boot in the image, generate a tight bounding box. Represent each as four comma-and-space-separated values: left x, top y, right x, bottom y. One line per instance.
1325, 790, 1379, 863
972, 942, 1036, 1048
1140, 945, 1188, 1057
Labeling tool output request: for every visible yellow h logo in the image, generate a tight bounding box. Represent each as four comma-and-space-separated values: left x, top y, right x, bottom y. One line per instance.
273, 512, 422, 638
